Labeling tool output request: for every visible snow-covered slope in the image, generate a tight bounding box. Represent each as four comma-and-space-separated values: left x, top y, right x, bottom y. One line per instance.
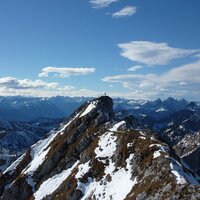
1, 96, 200, 200
0, 118, 62, 172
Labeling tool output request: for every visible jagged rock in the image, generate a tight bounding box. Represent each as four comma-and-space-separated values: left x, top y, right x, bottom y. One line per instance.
0, 96, 200, 200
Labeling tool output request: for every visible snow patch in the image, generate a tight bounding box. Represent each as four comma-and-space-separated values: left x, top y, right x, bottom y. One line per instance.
34, 161, 79, 200
156, 108, 167, 112
59, 112, 80, 135
139, 131, 145, 136
168, 122, 174, 126
127, 143, 133, 148
76, 161, 90, 180
139, 136, 146, 140
80, 101, 97, 117
95, 132, 117, 159
170, 162, 187, 184
179, 125, 184, 129
109, 121, 125, 132
150, 136, 158, 142
150, 143, 168, 159
76, 129, 138, 199
4, 153, 25, 174
77, 154, 138, 200
133, 106, 140, 109
139, 114, 146, 117
149, 144, 169, 152
153, 151, 161, 159
23, 130, 58, 175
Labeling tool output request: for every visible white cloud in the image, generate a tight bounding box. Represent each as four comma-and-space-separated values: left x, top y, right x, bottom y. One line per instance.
0, 76, 123, 98
62, 85, 76, 91
161, 60, 200, 83
179, 82, 187, 86
0, 75, 129, 98
112, 6, 136, 18
127, 65, 143, 72
38, 67, 96, 78
102, 74, 143, 83
0, 76, 89, 97
90, 0, 118, 8
0, 77, 58, 89
102, 60, 200, 99
118, 41, 200, 65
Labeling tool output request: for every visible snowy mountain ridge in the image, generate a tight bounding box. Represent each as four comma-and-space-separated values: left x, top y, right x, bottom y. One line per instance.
1, 96, 200, 200
0, 118, 62, 173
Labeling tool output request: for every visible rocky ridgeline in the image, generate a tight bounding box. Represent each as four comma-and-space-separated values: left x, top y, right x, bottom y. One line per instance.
174, 131, 200, 176
0, 96, 200, 200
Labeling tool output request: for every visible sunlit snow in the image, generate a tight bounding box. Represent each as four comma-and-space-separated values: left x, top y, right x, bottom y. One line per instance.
156, 108, 167, 112
80, 101, 97, 117
34, 161, 79, 200
4, 153, 25, 174
23, 130, 58, 175
109, 121, 125, 132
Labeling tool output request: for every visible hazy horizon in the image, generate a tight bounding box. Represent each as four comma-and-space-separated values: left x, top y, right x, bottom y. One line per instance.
0, 94, 199, 102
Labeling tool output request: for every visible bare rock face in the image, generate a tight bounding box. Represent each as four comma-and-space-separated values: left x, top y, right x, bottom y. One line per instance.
174, 131, 200, 176
0, 96, 200, 200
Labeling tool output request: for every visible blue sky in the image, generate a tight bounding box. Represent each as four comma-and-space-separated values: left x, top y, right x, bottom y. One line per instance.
0, 0, 200, 99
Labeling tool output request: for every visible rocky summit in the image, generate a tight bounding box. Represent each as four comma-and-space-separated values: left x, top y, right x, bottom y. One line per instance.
0, 96, 200, 200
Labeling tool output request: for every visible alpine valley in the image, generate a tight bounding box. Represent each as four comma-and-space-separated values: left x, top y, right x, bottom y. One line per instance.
0, 96, 200, 199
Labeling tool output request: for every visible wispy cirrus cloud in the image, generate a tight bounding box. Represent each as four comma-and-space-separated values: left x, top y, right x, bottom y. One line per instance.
90, 0, 118, 8
118, 41, 200, 65
102, 60, 200, 99
38, 67, 96, 78
127, 65, 143, 72
112, 6, 136, 18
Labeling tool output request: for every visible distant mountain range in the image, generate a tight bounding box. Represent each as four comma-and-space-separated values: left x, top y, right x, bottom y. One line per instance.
0, 96, 91, 121
0, 95, 199, 123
